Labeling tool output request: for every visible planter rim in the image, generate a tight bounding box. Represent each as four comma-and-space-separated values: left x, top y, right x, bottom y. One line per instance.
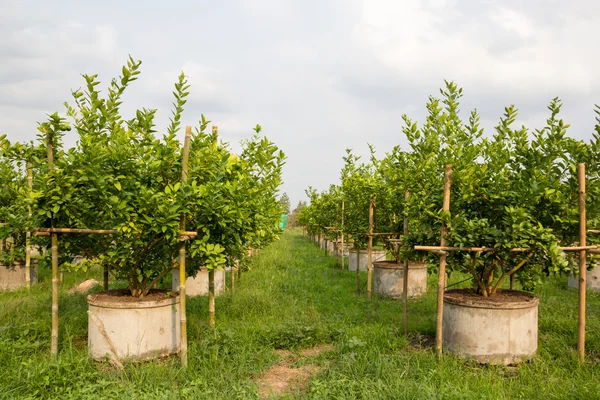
351, 249, 386, 254
373, 260, 427, 270
87, 289, 179, 309
0, 259, 39, 267
444, 288, 539, 310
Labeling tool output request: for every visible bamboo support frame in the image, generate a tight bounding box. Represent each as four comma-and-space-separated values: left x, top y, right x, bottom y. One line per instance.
178, 126, 192, 367
414, 163, 591, 361
25, 165, 32, 290
367, 196, 374, 300
46, 131, 59, 359
208, 126, 218, 328
578, 163, 586, 362
341, 200, 345, 269
402, 191, 409, 336
414, 245, 596, 253
356, 246, 360, 294
231, 260, 236, 294
435, 164, 452, 357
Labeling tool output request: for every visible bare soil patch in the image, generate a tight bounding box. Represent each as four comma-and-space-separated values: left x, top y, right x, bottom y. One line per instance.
256, 344, 333, 399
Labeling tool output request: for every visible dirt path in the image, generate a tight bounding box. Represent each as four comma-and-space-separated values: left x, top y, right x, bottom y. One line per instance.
255, 344, 333, 399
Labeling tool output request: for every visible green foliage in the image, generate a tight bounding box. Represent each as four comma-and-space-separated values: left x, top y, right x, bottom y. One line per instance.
301, 80, 600, 296
29, 57, 285, 297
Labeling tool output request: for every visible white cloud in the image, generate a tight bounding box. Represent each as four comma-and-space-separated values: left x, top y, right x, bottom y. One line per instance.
353, 1, 598, 96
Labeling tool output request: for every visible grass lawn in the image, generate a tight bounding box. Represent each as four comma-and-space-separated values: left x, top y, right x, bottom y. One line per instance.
1, 229, 600, 399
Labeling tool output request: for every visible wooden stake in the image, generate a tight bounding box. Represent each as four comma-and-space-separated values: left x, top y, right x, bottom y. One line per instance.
103, 266, 109, 291
231, 260, 236, 294
25, 165, 32, 290
178, 126, 192, 367
436, 164, 452, 357
51, 233, 59, 358
578, 163, 586, 362
209, 268, 215, 327
46, 130, 59, 358
367, 195, 374, 300
210, 125, 220, 319
356, 248, 360, 294
403, 191, 410, 335
341, 200, 345, 269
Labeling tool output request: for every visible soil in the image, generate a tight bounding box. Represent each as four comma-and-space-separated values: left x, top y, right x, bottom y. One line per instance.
444, 288, 539, 307
68, 279, 101, 294
373, 260, 426, 269
255, 344, 333, 399
87, 288, 178, 304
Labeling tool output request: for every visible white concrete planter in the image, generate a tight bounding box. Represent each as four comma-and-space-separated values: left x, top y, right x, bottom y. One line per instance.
442, 289, 539, 365
334, 243, 351, 258
348, 250, 387, 272
326, 240, 335, 253
172, 268, 225, 297
373, 260, 427, 298
568, 264, 600, 292
87, 290, 180, 361
0, 260, 38, 290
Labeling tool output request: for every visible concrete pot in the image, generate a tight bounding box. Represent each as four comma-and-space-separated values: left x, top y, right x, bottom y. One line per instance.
0, 259, 39, 290
348, 249, 387, 272
373, 260, 427, 298
442, 289, 539, 365
334, 243, 351, 258
87, 289, 180, 361
568, 265, 600, 292
172, 268, 225, 297
326, 240, 335, 253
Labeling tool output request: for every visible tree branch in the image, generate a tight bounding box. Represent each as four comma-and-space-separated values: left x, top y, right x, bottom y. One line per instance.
491, 252, 534, 295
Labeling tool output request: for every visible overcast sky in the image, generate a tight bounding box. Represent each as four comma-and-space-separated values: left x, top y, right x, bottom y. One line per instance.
1, 0, 599, 206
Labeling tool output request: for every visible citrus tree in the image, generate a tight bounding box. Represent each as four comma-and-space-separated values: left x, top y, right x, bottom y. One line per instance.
32, 57, 283, 298
401, 81, 591, 296
340, 149, 378, 251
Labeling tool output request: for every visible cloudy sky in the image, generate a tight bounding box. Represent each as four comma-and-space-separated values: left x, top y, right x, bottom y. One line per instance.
1, 0, 599, 206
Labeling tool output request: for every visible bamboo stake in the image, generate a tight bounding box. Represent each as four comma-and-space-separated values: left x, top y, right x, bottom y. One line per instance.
367, 195, 374, 300
208, 126, 218, 328
46, 131, 59, 359
34, 228, 118, 235
25, 164, 32, 290
209, 268, 215, 327
341, 200, 345, 269
414, 245, 595, 252
403, 191, 409, 335
103, 266, 109, 291
578, 163, 586, 362
231, 260, 236, 294
178, 126, 192, 367
436, 164, 452, 357
356, 248, 360, 294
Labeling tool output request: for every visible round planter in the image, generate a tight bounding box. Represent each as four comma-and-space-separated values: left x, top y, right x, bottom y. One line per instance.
442, 289, 539, 365
0, 259, 39, 290
326, 240, 335, 253
87, 289, 180, 361
568, 265, 600, 292
348, 250, 387, 272
373, 260, 427, 298
172, 267, 225, 297
334, 242, 351, 258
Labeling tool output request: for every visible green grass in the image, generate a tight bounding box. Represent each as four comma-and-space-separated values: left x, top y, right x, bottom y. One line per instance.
1, 230, 600, 399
